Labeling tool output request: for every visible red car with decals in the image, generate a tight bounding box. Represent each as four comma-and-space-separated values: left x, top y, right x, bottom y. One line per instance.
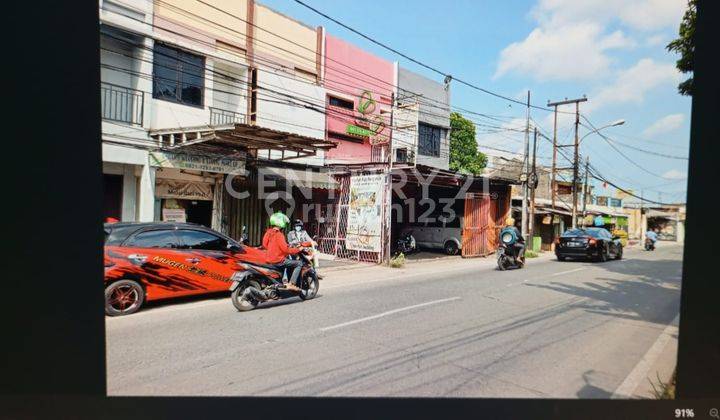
104, 222, 269, 316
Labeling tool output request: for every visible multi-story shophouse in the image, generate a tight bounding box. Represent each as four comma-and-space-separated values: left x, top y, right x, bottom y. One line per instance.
99, 0, 335, 244
394, 67, 451, 170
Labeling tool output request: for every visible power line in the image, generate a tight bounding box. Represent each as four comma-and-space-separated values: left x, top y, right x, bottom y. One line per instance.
580, 117, 678, 180
291, 0, 575, 115
587, 167, 680, 206
166, 0, 524, 126
102, 28, 534, 162
101, 17, 528, 147
598, 135, 689, 160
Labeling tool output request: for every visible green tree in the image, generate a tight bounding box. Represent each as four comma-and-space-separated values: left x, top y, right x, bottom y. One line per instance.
449, 112, 487, 175
667, 0, 696, 96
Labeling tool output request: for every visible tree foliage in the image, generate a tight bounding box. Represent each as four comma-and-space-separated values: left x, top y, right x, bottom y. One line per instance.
667, 0, 696, 96
449, 112, 487, 175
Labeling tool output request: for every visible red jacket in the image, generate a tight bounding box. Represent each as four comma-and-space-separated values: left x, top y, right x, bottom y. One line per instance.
262, 227, 300, 264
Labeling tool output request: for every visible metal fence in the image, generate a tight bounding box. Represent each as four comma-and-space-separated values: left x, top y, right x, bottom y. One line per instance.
316, 173, 388, 264
101, 82, 144, 125
210, 107, 246, 125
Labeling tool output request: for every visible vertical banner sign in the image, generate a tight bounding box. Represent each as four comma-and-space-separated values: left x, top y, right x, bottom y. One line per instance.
346, 174, 384, 252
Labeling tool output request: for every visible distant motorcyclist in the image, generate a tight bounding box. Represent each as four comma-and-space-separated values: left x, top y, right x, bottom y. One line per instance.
262, 212, 303, 292
287, 219, 322, 279
646, 229, 659, 247
501, 217, 525, 262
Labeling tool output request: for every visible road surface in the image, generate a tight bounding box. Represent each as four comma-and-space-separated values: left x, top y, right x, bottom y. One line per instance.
106, 244, 682, 398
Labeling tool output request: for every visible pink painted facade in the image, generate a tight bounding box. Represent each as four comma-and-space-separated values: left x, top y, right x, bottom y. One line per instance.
324, 34, 395, 163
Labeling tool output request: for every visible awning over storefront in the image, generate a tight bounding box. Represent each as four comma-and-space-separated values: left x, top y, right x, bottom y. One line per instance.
149, 122, 337, 160
261, 166, 339, 189
646, 210, 678, 218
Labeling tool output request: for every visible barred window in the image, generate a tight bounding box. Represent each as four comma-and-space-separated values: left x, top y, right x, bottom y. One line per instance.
418, 122, 444, 157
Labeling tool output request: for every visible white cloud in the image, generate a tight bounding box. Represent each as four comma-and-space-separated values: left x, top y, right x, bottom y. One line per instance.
641, 113, 685, 137
586, 58, 681, 112
532, 0, 686, 31
662, 169, 687, 180
495, 23, 634, 81
645, 34, 667, 47
495, 0, 684, 81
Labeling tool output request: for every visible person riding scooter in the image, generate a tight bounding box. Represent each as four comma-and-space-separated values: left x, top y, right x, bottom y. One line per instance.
645, 228, 658, 250
502, 217, 525, 262
497, 217, 526, 269
262, 212, 305, 292
287, 219, 322, 279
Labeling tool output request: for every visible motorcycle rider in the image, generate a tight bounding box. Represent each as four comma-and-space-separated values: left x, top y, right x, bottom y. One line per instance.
262, 212, 303, 292
646, 228, 659, 248
503, 217, 525, 263
287, 219, 322, 279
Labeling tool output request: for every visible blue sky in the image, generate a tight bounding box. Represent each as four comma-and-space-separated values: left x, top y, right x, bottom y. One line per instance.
261, 0, 691, 204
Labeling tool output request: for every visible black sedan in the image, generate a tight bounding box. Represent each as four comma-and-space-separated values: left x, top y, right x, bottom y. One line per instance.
555, 227, 623, 262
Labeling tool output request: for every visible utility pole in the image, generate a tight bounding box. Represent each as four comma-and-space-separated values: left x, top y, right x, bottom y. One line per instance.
581, 156, 590, 225
529, 127, 538, 249
547, 96, 587, 229
640, 189, 646, 241
550, 104, 558, 210
521, 91, 530, 241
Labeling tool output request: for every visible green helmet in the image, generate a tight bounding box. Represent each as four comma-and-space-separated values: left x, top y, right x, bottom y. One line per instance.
269, 212, 290, 229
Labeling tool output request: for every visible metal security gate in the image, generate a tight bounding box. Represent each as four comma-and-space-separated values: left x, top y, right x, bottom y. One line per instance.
461, 192, 509, 257
316, 172, 389, 263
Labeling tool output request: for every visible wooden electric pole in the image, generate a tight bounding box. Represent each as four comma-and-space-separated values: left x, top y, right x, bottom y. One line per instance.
529, 127, 538, 249
522, 91, 530, 240
581, 156, 590, 226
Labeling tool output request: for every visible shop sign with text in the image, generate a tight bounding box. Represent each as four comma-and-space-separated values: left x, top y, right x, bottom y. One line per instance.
150, 151, 245, 174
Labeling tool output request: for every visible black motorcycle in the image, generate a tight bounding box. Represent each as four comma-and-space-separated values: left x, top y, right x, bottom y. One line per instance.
394, 231, 416, 257
644, 238, 656, 251
240, 225, 250, 245
229, 248, 319, 311
497, 228, 525, 270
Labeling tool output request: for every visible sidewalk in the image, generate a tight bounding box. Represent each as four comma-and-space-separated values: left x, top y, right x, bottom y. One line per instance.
317, 249, 559, 283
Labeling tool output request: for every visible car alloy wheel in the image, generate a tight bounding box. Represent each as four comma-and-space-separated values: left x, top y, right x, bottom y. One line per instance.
105, 280, 144, 316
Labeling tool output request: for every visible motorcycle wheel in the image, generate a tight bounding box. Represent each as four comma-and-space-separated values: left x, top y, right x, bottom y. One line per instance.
231, 279, 261, 311
497, 255, 509, 271
299, 271, 319, 301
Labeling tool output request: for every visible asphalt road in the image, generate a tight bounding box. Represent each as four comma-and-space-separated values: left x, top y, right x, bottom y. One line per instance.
106, 244, 683, 398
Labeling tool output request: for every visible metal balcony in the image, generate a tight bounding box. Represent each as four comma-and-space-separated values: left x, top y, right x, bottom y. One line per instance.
101, 82, 144, 125
210, 107, 246, 125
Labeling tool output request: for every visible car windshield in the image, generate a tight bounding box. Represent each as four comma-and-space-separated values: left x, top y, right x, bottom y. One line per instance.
561, 229, 586, 237
562, 229, 603, 238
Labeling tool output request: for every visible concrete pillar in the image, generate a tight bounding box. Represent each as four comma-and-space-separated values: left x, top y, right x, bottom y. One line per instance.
137, 163, 156, 222
137, 37, 154, 129
121, 165, 137, 221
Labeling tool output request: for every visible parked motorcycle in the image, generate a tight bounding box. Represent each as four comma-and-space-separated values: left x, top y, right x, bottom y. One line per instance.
394, 231, 416, 257
497, 228, 525, 270
229, 245, 319, 312
644, 238, 656, 251
240, 225, 250, 245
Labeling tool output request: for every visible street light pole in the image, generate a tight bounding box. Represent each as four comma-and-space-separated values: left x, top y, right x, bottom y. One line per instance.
574, 118, 625, 229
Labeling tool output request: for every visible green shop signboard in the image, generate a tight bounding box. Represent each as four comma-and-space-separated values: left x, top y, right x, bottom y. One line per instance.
346, 124, 374, 137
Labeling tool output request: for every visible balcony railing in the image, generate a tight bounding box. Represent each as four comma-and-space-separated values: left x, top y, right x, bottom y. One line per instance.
101, 82, 144, 126
210, 107, 246, 125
